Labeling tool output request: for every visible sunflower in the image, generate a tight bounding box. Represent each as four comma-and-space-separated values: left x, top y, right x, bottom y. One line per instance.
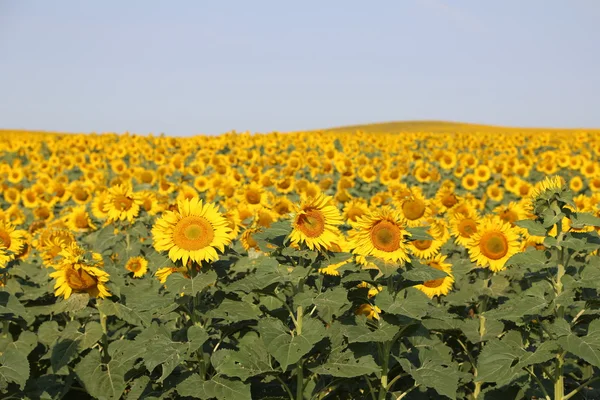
355, 304, 381, 320
461, 173, 479, 192
356, 281, 383, 298
569, 176, 584, 193
125, 256, 148, 278
494, 201, 528, 227
350, 206, 411, 264
104, 184, 142, 223
395, 188, 432, 227
289, 194, 342, 251
342, 198, 370, 223
407, 226, 444, 259
241, 226, 262, 252
467, 216, 521, 272
49, 244, 111, 299
486, 183, 504, 203
435, 186, 459, 213
414, 254, 454, 298
530, 175, 567, 201
318, 239, 352, 276
64, 206, 97, 232
449, 210, 480, 247
152, 197, 232, 265
0, 220, 27, 261
0, 248, 9, 269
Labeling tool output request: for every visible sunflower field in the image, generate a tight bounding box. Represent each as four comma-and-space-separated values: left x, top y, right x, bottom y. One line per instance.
2, 127, 600, 400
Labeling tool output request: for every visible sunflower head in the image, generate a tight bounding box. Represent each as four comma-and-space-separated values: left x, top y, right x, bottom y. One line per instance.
467, 216, 521, 272
152, 197, 232, 265
289, 194, 343, 251
529, 176, 571, 218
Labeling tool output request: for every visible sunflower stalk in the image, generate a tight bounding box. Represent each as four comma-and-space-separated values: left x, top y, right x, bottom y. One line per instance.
99, 311, 110, 364
295, 306, 304, 400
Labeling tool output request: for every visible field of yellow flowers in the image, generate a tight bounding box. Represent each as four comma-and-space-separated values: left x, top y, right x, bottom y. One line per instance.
1, 125, 600, 400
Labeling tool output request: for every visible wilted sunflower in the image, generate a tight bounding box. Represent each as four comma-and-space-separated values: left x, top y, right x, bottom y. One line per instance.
125, 256, 148, 278
414, 254, 454, 298
289, 194, 343, 251
468, 216, 521, 272
49, 244, 110, 299
152, 197, 232, 265
350, 207, 411, 264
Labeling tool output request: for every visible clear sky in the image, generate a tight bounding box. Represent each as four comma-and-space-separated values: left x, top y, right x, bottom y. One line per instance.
1, 1, 599, 135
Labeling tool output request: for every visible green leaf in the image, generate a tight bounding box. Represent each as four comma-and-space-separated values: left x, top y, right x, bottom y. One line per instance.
505, 248, 549, 270
52, 293, 90, 314
516, 341, 561, 368
311, 286, 349, 323
569, 212, 600, 229
475, 337, 526, 386
461, 318, 504, 343
557, 319, 600, 368
38, 320, 61, 346
0, 291, 33, 324
227, 257, 290, 293
406, 226, 434, 241
514, 219, 547, 236
75, 350, 127, 400
97, 298, 151, 327
376, 288, 430, 319
0, 347, 30, 389
343, 320, 398, 343
403, 260, 448, 282
258, 317, 315, 371
177, 374, 251, 400
403, 359, 459, 400
211, 299, 261, 322
310, 350, 380, 378
211, 338, 274, 380
125, 376, 151, 400
143, 335, 187, 382
187, 325, 209, 353
166, 270, 217, 297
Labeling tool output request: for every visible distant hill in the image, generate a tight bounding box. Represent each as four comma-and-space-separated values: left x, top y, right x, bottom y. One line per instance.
318, 120, 597, 133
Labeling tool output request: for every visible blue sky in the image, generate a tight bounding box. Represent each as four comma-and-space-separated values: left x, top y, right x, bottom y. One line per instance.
1, 1, 598, 135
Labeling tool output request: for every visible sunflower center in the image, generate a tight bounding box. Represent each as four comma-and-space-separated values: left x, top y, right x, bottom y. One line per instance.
442, 193, 458, 208
371, 220, 402, 252
74, 189, 89, 202
245, 190, 261, 205
402, 199, 426, 220
347, 207, 365, 222
65, 268, 97, 291
296, 209, 325, 238
127, 261, 141, 272
114, 195, 133, 211
413, 239, 432, 250
0, 230, 11, 249
75, 214, 90, 229
499, 210, 518, 225
458, 219, 478, 238
480, 232, 509, 260
173, 216, 214, 250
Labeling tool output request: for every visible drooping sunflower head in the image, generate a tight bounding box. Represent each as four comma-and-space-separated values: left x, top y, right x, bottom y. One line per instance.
152, 197, 232, 265
49, 261, 111, 300
467, 216, 521, 272
350, 206, 411, 264
414, 254, 455, 299
529, 175, 570, 217
289, 194, 343, 251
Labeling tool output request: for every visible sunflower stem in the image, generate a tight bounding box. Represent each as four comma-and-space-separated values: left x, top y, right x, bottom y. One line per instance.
2, 320, 9, 338
295, 306, 304, 400
99, 311, 110, 363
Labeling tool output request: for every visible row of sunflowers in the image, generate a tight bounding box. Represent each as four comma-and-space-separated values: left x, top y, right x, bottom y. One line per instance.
1, 128, 600, 400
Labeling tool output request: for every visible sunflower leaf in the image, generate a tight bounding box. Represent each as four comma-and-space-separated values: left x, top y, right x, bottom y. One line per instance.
165, 270, 217, 297
514, 220, 547, 236
310, 350, 380, 378
406, 226, 434, 241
